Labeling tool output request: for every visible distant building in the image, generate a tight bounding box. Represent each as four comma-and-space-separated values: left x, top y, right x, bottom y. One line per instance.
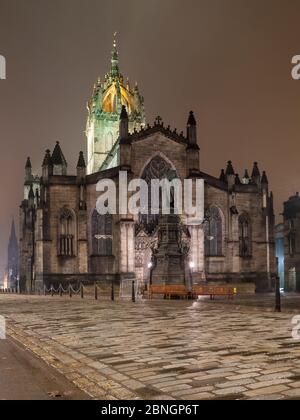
6, 219, 19, 289
275, 223, 285, 288
283, 193, 300, 292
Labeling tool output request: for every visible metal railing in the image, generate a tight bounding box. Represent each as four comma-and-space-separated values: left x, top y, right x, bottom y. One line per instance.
0, 280, 137, 303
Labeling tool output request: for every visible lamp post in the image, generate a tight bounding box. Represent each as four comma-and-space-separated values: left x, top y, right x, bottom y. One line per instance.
275, 276, 281, 313
17, 275, 20, 294
148, 262, 153, 282
148, 262, 153, 299
189, 262, 195, 296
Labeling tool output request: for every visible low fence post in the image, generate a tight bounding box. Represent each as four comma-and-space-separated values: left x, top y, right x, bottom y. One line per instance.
51, 286, 54, 297
59, 284, 63, 297
132, 281, 136, 303
111, 280, 115, 302
69, 284, 72, 299
94, 283, 98, 301
80, 283, 84, 299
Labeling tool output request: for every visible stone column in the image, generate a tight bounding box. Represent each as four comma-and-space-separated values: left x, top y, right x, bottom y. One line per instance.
189, 225, 205, 283
231, 214, 240, 274
120, 222, 128, 273
127, 222, 135, 273
120, 220, 135, 274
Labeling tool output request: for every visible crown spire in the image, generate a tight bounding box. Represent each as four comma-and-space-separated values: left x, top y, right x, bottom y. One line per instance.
111, 32, 119, 78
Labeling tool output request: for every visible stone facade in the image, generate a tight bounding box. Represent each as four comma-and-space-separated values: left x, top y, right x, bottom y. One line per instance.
19, 40, 276, 294
282, 194, 300, 292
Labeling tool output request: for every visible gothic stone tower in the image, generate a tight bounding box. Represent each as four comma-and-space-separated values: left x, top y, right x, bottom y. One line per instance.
86, 35, 146, 174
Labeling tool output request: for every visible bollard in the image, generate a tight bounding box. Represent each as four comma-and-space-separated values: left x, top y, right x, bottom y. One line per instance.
132, 281, 136, 303
69, 284, 72, 299
111, 280, 115, 302
44, 285, 46, 296
80, 283, 84, 299
59, 285, 63, 297
51, 286, 54, 297
94, 283, 98, 301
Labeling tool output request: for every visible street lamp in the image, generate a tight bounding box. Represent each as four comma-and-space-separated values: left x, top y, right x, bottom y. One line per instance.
275, 276, 281, 312
148, 261, 154, 293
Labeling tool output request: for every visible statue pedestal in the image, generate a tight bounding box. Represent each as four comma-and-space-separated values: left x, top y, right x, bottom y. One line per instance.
151, 214, 186, 286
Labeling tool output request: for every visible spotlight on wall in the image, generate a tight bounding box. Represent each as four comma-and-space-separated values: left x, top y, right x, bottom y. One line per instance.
148, 262, 153, 269
189, 262, 195, 269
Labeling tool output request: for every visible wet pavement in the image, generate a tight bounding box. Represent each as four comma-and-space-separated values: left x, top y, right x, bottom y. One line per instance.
0, 294, 300, 400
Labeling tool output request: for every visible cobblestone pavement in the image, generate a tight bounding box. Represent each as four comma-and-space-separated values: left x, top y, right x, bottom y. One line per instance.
1, 294, 300, 400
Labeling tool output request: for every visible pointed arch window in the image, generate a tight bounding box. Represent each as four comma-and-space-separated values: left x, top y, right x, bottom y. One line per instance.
59, 208, 75, 257
140, 155, 175, 233
239, 214, 252, 258
204, 207, 223, 257
92, 210, 113, 256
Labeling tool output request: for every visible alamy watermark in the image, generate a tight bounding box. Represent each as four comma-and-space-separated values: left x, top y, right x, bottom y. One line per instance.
0, 55, 6, 80
291, 55, 300, 80
96, 172, 204, 223
0, 316, 6, 340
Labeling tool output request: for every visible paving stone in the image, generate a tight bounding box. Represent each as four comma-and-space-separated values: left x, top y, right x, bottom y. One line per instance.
213, 386, 247, 397
226, 372, 261, 381
282, 389, 300, 398
160, 384, 192, 393
257, 372, 294, 382
247, 379, 291, 389
173, 386, 214, 396
182, 392, 214, 400
245, 385, 290, 398
216, 379, 255, 389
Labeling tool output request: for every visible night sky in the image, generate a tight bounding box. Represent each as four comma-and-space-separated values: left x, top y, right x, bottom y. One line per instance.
0, 0, 300, 274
